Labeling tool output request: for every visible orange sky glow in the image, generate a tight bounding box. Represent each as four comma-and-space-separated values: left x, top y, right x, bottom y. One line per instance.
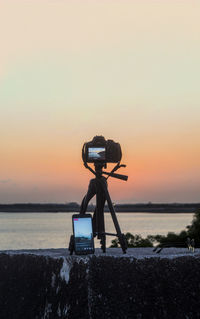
0, 0, 200, 203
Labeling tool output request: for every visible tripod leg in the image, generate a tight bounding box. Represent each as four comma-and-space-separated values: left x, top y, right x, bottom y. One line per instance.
95, 179, 106, 252
80, 179, 96, 214
68, 235, 75, 255
101, 182, 127, 254
92, 208, 97, 237
100, 234, 106, 253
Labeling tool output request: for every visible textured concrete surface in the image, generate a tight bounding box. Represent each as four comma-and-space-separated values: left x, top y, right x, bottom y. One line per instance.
1, 247, 200, 259
1, 248, 200, 319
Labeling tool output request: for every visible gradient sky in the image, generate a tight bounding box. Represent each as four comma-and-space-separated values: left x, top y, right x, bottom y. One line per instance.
1, 0, 200, 203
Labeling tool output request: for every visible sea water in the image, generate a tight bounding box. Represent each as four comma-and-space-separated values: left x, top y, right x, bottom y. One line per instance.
0, 212, 193, 250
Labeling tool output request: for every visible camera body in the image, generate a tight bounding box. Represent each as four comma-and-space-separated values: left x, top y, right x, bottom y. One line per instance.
82, 136, 122, 164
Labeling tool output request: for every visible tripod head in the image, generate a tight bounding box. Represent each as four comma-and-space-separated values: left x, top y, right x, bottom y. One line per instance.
82, 135, 128, 181
83, 161, 128, 181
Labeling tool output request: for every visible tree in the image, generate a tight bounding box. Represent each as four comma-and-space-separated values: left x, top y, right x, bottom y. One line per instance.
187, 208, 200, 241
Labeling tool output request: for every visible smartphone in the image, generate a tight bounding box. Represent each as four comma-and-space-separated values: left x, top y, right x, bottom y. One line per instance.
72, 214, 95, 255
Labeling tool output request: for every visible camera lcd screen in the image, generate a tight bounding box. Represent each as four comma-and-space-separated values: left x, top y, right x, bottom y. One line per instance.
88, 147, 106, 161
72, 215, 94, 254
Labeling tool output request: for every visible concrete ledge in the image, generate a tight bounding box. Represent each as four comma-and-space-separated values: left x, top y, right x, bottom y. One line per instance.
1, 248, 200, 318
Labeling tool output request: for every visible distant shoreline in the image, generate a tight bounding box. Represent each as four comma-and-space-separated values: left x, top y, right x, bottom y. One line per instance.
0, 203, 199, 213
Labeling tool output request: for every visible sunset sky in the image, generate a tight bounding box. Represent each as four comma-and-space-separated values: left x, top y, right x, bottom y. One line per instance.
1, 0, 200, 203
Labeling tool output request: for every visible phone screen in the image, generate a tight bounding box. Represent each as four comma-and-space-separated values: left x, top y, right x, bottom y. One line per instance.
72, 214, 94, 254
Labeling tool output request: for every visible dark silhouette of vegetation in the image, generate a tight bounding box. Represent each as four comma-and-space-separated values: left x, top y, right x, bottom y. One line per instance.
187, 208, 200, 240
110, 209, 200, 248
110, 232, 153, 248
0, 202, 200, 213
154, 208, 200, 247
0, 203, 81, 212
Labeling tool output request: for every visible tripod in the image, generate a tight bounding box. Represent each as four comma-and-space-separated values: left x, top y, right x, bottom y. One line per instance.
70, 162, 128, 254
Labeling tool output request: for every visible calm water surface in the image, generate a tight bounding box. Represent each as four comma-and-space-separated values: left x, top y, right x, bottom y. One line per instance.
0, 212, 193, 250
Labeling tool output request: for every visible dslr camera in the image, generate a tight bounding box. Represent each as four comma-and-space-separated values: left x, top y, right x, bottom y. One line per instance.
82, 136, 122, 164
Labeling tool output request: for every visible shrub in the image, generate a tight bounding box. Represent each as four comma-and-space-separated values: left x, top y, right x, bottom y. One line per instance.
110, 232, 153, 248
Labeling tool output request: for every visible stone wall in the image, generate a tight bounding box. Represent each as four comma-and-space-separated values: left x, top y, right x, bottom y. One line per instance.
1, 252, 200, 318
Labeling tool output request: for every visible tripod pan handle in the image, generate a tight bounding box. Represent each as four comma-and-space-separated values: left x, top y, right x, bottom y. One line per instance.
104, 172, 128, 181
